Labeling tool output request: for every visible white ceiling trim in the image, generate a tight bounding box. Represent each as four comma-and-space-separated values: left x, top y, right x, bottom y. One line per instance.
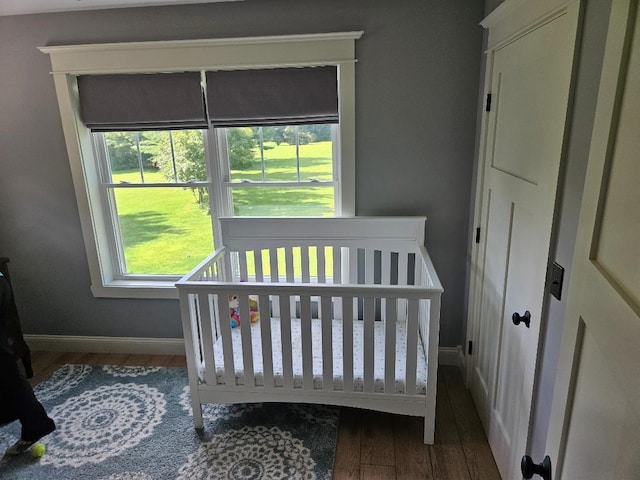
0, 0, 242, 17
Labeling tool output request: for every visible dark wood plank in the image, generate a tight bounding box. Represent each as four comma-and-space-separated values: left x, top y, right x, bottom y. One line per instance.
394, 415, 434, 480
360, 464, 396, 479
55, 351, 93, 365
83, 352, 115, 365
429, 374, 471, 480
441, 366, 501, 480
99, 352, 131, 365
333, 408, 362, 480
166, 355, 187, 367
360, 410, 395, 466
29, 350, 63, 372
145, 354, 173, 367
28, 351, 66, 385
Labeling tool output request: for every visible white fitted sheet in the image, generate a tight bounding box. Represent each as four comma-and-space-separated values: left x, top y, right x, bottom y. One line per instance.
204, 317, 427, 395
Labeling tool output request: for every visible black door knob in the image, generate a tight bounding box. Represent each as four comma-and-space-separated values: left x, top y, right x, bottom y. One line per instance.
512, 310, 531, 328
521, 455, 552, 480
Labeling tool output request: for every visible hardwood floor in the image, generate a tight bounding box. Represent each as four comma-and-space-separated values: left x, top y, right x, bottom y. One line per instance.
28, 351, 500, 480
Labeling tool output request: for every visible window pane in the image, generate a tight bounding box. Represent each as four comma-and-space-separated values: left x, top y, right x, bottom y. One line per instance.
104, 130, 206, 184
298, 147, 332, 181
112, 186, 213, 275
231, 186, 334, 216
262, 142, 299, 181
227, 125, 335, 183
262, 125, 299, 181
226, 127, 262, 181
298, 129, 333, 181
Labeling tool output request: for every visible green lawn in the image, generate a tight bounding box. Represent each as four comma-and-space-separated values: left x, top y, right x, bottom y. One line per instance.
112, 141, 334, 275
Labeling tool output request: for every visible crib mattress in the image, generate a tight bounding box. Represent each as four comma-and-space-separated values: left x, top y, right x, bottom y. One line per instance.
203, 318, 427, 395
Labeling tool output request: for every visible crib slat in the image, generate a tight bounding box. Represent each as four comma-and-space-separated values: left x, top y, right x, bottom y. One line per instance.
342, 297, 354, 392
413, 250, 423, 286
321, 295, 333, 391
254, 249, 264, 282
258, 293, 274, 389
382, 252, 391, 286
365, 249, 375, 286
317, 245, 326, 283
385, 297, 397, 394
363, 296, 375, 393
216, 293, 236, 386
239, 251, 248, 281
405, 298, 419, 396
285, 247, 294, 282
349, 247, 358, 284
300, 295, 313, 390
333, 246, 342, 284
239, 295, 255, 386
397, 253, 409, 321
222, 251, 233, 282
301, 246, 310, 283
381, 251, 391, 322
270, 248, 279, 282
398, 252, 408, 285
197, 294, 217, 386
279, 295, 294, 389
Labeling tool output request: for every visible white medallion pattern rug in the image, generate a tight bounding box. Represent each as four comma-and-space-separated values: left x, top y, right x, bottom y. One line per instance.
0, 365, 339, 479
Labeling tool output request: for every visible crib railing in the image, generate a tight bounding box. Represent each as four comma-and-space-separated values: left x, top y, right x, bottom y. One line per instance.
177, 245, 442, 393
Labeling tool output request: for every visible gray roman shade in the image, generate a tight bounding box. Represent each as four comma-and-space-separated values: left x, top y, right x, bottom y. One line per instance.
77, 73, 207, 131
206, 66, 338, 127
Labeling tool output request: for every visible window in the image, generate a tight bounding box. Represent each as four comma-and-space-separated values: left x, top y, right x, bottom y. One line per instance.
96, 124, 337, 277
40, 32, 362, 298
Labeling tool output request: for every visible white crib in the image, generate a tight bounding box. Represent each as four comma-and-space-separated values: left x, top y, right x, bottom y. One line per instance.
176, 216, 443, 444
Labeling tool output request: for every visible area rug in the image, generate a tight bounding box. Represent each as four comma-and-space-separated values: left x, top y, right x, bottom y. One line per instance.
0, 365, 339, 479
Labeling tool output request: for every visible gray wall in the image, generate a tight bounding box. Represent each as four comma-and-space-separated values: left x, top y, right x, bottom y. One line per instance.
0, 0, 484, 345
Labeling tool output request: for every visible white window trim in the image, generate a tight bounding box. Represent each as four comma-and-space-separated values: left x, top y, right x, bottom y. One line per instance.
39, 32, 362, 299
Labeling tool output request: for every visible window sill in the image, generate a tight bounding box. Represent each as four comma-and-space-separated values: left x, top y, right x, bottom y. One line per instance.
90, 279, 179, 299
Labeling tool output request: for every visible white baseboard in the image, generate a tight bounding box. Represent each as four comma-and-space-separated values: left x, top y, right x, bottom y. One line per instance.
24, 334, 186, 356
438, 345, 465, 369
26, 335, 466, 368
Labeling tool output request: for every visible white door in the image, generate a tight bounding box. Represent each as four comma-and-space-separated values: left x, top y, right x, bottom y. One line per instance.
468, 4, 580, 479
544, 1, 640, 478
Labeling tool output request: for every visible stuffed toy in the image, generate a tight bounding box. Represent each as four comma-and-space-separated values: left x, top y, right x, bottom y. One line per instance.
228, 295, 260, 328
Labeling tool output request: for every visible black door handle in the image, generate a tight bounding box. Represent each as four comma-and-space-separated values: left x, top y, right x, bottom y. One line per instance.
512, 310, 531, 328
521, 455, 552, 480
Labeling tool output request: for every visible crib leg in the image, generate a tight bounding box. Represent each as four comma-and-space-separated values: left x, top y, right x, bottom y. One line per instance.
423, 415, 435, 445
192, 399, 204, 430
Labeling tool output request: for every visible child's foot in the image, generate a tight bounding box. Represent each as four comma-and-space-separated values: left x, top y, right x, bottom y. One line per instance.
5, 417, 56, 455
5, 440, 35, 455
